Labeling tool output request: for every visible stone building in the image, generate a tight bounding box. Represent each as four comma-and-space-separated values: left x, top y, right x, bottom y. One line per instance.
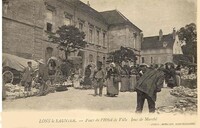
141, 29, 185, 65
100, 10, 143, 63
2, 0, 142, 70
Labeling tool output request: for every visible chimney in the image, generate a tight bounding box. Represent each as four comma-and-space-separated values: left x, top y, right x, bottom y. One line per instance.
159, 29, 163, 41
172, 28, 176, 39
87, 1, 90, 7
140, 32, 144, 42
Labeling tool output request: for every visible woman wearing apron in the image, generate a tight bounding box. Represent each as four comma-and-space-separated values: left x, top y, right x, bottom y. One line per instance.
106, 63, 120, 97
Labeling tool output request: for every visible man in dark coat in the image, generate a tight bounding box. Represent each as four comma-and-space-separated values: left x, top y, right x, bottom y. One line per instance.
135, 66, 165, 113
21, 61, 34, 96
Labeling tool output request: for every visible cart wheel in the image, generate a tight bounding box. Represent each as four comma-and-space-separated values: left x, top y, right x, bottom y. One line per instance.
3, 71, 14, 84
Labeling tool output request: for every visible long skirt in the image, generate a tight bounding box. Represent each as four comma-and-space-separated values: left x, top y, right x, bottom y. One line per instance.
73, 75, 80, 88
129, 75, 137, 91
107, 76, 119, 95
120, 76, 129, 92
83, 77, 92, 89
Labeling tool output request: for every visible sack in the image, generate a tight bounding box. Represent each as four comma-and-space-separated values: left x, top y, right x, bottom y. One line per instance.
113, 76, 121, 83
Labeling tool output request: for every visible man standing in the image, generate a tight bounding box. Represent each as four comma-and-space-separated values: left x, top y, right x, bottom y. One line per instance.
135, 66, 165, 113
21, 61, 34, 97
93, 61, 105, 96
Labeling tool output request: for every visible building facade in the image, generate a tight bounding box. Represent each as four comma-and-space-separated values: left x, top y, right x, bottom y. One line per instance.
100, 10, 143, 64
2, 0, 142, 70
141, 29, 184, 65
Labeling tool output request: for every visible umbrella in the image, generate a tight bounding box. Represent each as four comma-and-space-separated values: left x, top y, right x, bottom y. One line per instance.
140, 63, 149, 67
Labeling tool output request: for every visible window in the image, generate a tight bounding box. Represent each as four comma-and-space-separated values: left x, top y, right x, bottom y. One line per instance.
103, 33, 106, 47
64, 17, 71, 25
89, 29, 93, 43
64, 12, 72, 26
46, 9, 53, 32
96, 30, 100, 45
142, 57, 145, 63
46, 22, 52, 32
89, 54, 93, 62
79, 22, 83, 31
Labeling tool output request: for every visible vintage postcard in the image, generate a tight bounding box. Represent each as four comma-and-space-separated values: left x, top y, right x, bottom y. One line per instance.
1, 0, 199, 128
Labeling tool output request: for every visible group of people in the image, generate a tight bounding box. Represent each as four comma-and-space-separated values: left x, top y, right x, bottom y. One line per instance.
79, 61, 184, 113
21, 59, 50, 97
20, 58, 185, 113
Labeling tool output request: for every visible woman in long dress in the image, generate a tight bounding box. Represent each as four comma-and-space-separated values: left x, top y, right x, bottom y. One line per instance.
129, 66, 138, 92
106, 63, 120, 97
83, 65, 92, 89
73, 65, 82, 89
120, 65, 130, 92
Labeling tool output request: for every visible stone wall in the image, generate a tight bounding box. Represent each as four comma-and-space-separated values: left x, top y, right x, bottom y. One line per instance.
141, 49, 173, 65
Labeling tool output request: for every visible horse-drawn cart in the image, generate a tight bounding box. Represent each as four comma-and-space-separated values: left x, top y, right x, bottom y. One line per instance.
2, 53, 38, 84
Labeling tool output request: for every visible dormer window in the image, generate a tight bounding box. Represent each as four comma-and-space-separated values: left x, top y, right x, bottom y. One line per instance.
64, 12, 72, 25
163, 42, 167, 48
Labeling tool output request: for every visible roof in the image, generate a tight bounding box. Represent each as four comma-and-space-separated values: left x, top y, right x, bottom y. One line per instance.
141, 34, 175, 50
100, 10, 142, 31
66, 0, 107, 24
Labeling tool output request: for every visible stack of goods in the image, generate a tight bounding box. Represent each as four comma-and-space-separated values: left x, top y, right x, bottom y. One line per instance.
181, 74, 197, 89
4, 83, 40, 100
157, 86, 197, 115
180, 68, 197, 89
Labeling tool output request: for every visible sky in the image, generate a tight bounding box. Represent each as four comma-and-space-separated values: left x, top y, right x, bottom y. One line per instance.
80, 0, 197, 37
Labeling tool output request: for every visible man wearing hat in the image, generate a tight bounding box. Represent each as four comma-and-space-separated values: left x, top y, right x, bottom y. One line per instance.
37, 59, 49, 96
21, 61, 34, 97
93, 61, 105, 96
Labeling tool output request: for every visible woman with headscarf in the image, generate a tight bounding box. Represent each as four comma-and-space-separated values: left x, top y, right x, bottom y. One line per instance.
106, 62, 120, 97
129, 65, 138, 92
73, 64, 82, 89
120, 64, 130, 92
83, 64, 92, 89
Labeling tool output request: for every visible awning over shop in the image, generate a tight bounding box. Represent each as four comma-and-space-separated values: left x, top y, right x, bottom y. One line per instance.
2, 53, 38, 72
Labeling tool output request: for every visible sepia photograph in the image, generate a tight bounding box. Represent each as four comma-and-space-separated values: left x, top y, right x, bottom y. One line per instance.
1, 0, 198, 127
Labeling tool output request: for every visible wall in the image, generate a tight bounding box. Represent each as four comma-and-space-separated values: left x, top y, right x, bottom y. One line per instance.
141, 48, 173, 65
3, 0, 38, 59
3, 0, 108, 68
43, 0, 109, 69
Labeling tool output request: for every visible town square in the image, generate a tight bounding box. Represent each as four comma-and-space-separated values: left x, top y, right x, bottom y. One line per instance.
2, 0, 197, 115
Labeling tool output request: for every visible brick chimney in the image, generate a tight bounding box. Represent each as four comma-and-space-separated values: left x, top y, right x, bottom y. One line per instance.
159, 29, 163, 41
87, 1, 90, 7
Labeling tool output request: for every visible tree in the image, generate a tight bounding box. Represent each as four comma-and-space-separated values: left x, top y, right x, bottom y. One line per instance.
178, 23, 197, 63
48, 25, 87, 60
107, 46, 137, 67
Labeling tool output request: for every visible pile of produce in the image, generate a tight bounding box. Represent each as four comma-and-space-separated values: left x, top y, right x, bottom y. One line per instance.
157, 86, 197, 115
170, 86, 197, 98
4, 83, 40, 100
